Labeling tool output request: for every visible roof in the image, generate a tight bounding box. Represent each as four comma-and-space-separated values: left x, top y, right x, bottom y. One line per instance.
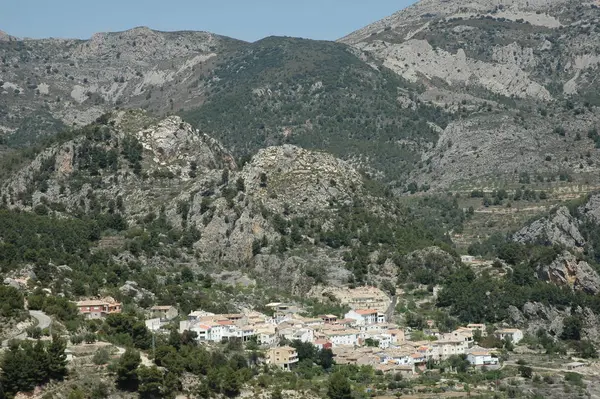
151, 305, 174, 311
271, 346, 296, 353
496, 328, 521, 333
76, 300, 109, 307
355, 309, 378, 315
469, 351, 490, 356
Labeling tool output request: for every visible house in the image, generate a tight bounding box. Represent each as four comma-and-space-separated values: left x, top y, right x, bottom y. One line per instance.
376, 364, 414, 377
467, 324, 487, 337
494, 328, 523, 344
145, 318, 164, 332
256, 326, 277, 346
314, 339, 333, 350
188, 310, 215, 321
387, 329, 405, 345
151, 305, 178, 321
322, 328, 360, 347
76, 299, 122, 319
320, 314, 338, 324
433, 338, 469, 360
345, 309, 380, 325
446, 328, 474, 347
267, 346, 299, 370
325, 286, 391, 312
279, 327, 314, 344
467, 350, 499, 367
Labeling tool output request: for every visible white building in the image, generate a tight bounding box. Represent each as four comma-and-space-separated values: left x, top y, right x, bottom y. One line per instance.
467, 351, 499, 367
323, 329, 359, 347
280, 327, 314, 344
433, 338, 469, 360
345, 309, 380, 325
257, 327, 278, 346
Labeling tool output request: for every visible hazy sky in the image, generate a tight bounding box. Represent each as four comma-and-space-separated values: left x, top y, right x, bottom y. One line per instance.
0, 0, 416, 42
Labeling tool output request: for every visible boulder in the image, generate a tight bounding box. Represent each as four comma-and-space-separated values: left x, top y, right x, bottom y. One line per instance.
3, 278, 22, 290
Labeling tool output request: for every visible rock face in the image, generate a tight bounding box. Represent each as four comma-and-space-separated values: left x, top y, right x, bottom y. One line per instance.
339, 0, 600, 188
537, 251, 600, 295
513, 207, 585, 249
579, 194, 600, 224
357, 39, 551, 100
0, 27, 244, 143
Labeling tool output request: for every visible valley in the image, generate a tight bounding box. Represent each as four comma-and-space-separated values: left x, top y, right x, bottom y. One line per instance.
1, 0, 600, 398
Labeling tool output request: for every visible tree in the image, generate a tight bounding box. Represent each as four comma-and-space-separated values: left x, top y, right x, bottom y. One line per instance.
259, 172, 268, 187
181, 266, 194, 283
317, 348, 335, 370
116, 348, 141, 391
138, 366, 165, 399
562, 316, 583, 341
327, 372, 352, 399
47, 336, 68, 381
93, 348, 110, 365
236, 177, 245, 192
518, 365, 533, 379
221, 367, 241, 398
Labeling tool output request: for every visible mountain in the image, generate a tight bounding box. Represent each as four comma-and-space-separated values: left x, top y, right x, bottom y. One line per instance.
340, 0, 600, 189
181, 36, 451, 183
0, 110, 465, 296
0, 27, 244, 145
4, 4, 600, 191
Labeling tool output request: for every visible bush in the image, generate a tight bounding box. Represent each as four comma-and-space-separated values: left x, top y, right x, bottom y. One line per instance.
93, 348, 110, 365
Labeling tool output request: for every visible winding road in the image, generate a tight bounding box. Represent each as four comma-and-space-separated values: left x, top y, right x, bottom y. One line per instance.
1, 310, 52, 347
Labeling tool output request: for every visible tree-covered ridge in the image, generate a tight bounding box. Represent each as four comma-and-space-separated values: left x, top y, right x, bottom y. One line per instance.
182, 36, 451, 182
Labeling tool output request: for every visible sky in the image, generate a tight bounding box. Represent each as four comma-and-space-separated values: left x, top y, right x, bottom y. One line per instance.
0, 0, 416, 42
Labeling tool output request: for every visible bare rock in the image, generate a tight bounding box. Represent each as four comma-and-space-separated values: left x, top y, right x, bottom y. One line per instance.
119, 281, 155, 302
507, 305, 525, 325
537, 251, 600, 295
579, 193, 600, 224
3, 278, 22, 290
514, 206, 585, 249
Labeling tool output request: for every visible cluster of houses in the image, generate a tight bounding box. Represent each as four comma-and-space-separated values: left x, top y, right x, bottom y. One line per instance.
74, 287, 524, 376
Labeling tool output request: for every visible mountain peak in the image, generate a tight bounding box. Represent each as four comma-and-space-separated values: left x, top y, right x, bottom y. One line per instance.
0, 29, 17, 42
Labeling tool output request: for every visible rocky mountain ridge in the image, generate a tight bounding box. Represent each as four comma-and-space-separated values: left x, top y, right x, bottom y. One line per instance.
2, 0, 599, 190
340, 0, 600, 188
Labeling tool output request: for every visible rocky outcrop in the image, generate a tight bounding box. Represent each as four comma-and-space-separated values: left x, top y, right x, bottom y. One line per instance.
119, 281, 155, 303
579, 194, 600, 224
240, 145, 364, 215
358, 39, 551, 100
537, 251, 600, 295
513, 207, 585, 249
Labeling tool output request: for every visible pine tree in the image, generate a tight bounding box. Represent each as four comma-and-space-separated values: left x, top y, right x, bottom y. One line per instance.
47, 336, 68, 381
138, 366, 164, 399
327, 372, 352, 399
116, 348, 141, 391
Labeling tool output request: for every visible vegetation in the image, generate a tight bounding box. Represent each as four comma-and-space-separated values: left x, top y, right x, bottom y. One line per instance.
0, 337, 68, 398
182, 37, 451, 182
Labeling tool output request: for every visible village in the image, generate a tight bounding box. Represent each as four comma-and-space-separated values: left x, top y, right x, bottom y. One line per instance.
74, 286, 523, 377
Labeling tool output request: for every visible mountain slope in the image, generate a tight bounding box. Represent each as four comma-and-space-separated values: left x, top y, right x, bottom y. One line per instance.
0, 111, 466, 294
182, 36, 451, 183
340, 0, 600, 189
0, 27, 244, 145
